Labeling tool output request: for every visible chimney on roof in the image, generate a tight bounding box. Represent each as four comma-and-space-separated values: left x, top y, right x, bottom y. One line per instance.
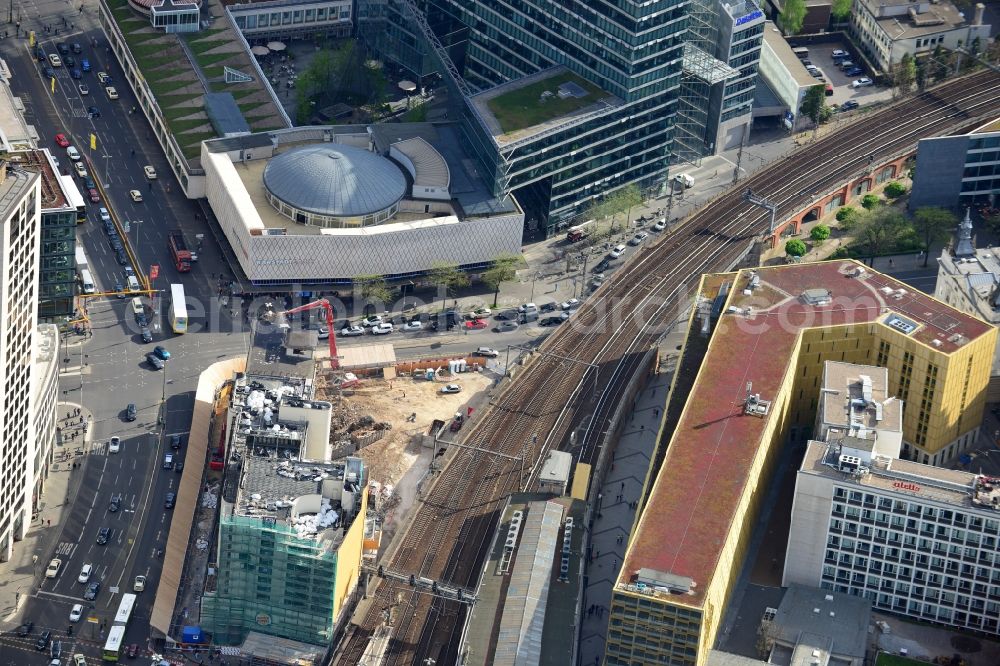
974, 2, 985, 25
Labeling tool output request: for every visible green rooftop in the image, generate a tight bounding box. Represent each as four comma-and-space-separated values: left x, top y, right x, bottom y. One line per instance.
485, 71, 606, 135
104, 0, 287, 165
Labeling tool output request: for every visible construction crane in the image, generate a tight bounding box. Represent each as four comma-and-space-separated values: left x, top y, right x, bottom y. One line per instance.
279, 298, 340, 369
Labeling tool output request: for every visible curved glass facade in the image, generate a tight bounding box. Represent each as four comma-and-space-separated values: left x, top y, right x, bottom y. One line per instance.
266, 191, 400, 228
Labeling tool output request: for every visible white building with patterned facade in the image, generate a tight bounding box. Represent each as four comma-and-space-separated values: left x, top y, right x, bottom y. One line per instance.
785, 362, 1000, 635
202, 124, 524, 286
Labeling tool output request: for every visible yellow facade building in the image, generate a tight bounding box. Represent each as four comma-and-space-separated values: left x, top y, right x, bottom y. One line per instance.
605, 260, 996, 666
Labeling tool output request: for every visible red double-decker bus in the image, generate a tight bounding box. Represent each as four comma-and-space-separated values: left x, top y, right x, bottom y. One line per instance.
168, 230, 192, 272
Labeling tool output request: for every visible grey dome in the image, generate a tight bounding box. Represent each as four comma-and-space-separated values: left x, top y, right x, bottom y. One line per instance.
263, 144, 407, 218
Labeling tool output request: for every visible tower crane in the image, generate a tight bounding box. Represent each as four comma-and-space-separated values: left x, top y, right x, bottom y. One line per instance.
278, 298, 340, 369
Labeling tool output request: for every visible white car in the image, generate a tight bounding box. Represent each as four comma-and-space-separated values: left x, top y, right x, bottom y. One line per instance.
129, 189, 143, 202
370, 322, 393, 335
74, 655, 87, 666
653, 219, 666, 231
609, 244, 626, 259
78, 84, 89, 95
78, 563, 92, 583
852, 77, 873, 88
105, 86, 119, 100
69, 604, 84, 622
832, 49, 849, 58
475, 347, 499, 357
317, 327, 329, 339
134, 575, 146, 592
361, 315, 383, 327
340, 325, 364, 337
561, 298, 581, 310
518, 303, 538, 313
440, 384, 462, 394
66, 146, 81, 161
48, 53, 62, 67
99, 207, 111, 223
628, 231, 649, 246
73, 162, 87, 178
109, 436, 120, 453
144, 165, 157, 180
45, 558, 62, 578
402, 321, 423, 332
468, 306, 491, 317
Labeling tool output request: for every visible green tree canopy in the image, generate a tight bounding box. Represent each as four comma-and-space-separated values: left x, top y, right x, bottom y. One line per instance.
893, 53, 917, 96
831, 0, 853, 20
884, 181, 907, 199
800, 85, 828, 126
861, 194, 881, 210
778, 0, 807, 34
912, 207, 957, 266
810, 224, 831, 241
856, 207, 906, 263
428, 262, 470, 309
785, 238, 808, 257
481, 253, 522, 307
591, 184, 643, 232
353, 274, 392, 305
836, 206, 857, 223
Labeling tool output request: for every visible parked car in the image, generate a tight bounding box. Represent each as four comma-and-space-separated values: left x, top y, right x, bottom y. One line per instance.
609, 244, 626, 259
146, 353, 164, 370
35, 630, 51, 651
518, 302, 538, 313
153, 346, 171, 360
494, 309, 519, 321
468, 306, 491, 318
16, 621, 33, 637
592, 258, 611, 273
494, 321, 519, 332
839, 100, 860, 112
474, 347, 499, 357
540, 316, 564, 326
140, 327, 153, 343
125, 403, 136, 421
175, 459, 184, 472
361, 315, 384, 327
370, 322, 393, 335
845, 66, 864, 77
852, 77, 873, 88
440, 383, 462, 394
628, 231, 649, 246
653, 218, 667, 231
560, 298, 581, 310
164, 492, 176, 509
170, 434, 183, 449
66, 146, 80, 161
465, 319, 487, 330
45, 558, 62, 578
402, 320, 423, 332
340, 325, 364, 337
539, 302, 558, 313
88, 188, 100, 203
831, 49, 849, 58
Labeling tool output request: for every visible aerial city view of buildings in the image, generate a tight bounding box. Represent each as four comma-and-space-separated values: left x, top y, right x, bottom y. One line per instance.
0, 0, 997, 664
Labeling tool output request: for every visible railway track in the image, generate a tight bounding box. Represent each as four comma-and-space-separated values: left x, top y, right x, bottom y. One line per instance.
338, 70, 1000, 666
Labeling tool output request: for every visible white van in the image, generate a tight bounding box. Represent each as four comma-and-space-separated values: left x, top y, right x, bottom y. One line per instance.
127, 275, 140, 292
80, 269, 96, 294
130, 297, 145, 318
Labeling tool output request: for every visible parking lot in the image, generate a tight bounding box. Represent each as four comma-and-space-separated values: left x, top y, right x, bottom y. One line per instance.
796, 41, 894, 109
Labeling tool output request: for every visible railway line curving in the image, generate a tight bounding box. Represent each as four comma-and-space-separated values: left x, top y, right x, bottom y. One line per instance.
337, 70, 1000, 666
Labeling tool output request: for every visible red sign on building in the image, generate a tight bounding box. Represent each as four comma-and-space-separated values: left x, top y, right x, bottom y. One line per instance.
149, 264, 159, 280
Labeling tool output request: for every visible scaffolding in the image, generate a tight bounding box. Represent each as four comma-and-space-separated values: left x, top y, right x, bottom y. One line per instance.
673, 0, 740, 165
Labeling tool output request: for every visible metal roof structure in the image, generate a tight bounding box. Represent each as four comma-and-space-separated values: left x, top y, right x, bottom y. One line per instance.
390, 137, 451, 189
262, 144, 407, 217
682, 43, 740, 85
204, 92, 251, 137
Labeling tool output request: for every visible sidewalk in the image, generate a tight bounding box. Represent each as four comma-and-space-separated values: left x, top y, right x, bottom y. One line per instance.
0, 403, 94, 626
577, 334, 688, 666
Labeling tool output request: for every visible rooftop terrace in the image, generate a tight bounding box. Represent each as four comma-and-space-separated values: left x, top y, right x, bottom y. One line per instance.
469, 67, 621, 146
16, 149, 71, 210
622, 260, 995, 606
104, 0, 288, 165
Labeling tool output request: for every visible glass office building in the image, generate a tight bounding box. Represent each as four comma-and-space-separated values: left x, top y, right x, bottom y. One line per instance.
359, 0, 689, 237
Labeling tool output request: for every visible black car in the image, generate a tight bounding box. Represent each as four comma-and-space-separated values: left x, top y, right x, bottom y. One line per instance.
71, 42, 82, 54
64, 55, 76, 67
35, 46, 45, 61
494, 310, 519, 321
170, 434, 183, 449
116, 248, 129, 265
593, 258, 611, 273
109, 492, 123, 512
135, 313, 148, 328
96, 527, 111, 545
540, 316, 565, 326
87, 106, 101, 118
109, 237, 124, 252
539, 302, 557, 313
140, 327, 153, 343
175, 459, 184, 472
147, 353, 165, 370
57, 42, 69, 55
16, 621, 33, 637
125, 403, 137, 421
35, 630, 51, 651
839, 100, 859, 112
164, 492, 176, 509
83, 581, 101, 600
43, 66, 55, 78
